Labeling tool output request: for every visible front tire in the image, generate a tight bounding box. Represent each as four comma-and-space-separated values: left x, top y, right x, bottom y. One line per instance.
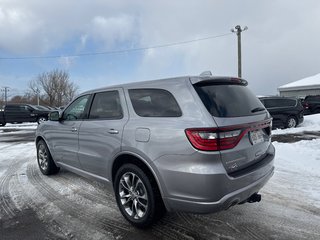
114, 164, 165, 228
36, 140, 59, 175
286, 116, 297, 128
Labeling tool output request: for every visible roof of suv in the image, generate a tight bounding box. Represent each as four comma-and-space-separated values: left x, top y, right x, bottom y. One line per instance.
82, 76, 247, 95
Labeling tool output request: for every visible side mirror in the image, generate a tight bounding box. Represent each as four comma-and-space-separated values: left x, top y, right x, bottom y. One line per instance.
49, 111, 60, 121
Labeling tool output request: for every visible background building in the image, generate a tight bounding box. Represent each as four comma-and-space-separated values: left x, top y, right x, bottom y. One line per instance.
278, 73, 320, 98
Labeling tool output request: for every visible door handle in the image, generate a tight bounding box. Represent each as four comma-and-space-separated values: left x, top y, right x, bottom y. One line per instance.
108, 129, 119, 134
71, 127, 78, 132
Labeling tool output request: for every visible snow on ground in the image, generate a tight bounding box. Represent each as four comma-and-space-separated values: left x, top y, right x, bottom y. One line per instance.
0, 142, 35, 178
271, 139, 320, 208
272, 113, 320, 135
0, 123, 38, 132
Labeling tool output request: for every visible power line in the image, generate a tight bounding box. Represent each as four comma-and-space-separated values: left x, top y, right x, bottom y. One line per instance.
0, 32, 232, 60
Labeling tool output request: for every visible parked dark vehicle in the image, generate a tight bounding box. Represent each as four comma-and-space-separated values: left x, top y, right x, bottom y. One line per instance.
259, 97, 304, 129
302, 95, 320, 115
0, 103, 52, 126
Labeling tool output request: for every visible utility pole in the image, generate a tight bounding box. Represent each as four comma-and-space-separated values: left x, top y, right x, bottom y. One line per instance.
1, 87, 10, 105
231, 25, 248, 78
36, 88, 40, 105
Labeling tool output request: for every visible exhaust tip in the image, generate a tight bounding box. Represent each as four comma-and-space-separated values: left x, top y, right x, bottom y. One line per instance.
247, 193, 261, 203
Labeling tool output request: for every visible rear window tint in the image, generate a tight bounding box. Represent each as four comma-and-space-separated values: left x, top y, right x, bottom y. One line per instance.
129, 89, 182, 117
194, 83, 265, 117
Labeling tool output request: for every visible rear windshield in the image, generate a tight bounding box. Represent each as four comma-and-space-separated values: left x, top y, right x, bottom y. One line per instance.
194, 83, 265, 117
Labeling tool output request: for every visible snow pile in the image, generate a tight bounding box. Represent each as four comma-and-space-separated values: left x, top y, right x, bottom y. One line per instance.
272, 113, 320, 135
271, 139, 320, 208
0, 123, 38, 131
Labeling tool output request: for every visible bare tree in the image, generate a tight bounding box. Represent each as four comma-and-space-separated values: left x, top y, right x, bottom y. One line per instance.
29, 69, 79, 107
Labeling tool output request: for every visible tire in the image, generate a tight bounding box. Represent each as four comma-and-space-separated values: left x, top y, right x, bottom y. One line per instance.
37, 117, 47, 124
0, 122, 6, 127
114, 163, 165, 228
286, 116, 297, 128
36, 140, 59, 175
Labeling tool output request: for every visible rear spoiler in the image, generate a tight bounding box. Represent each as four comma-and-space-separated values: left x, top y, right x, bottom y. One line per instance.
190, 76, 248, 86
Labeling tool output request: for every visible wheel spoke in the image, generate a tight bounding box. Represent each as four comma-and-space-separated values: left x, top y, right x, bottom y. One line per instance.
133, 199, 138, 219
120, 180, 130, 191
134, 178, 142, 192
124, 175, 132, 189
137, 199, 147, 209
139, 193, 147, 200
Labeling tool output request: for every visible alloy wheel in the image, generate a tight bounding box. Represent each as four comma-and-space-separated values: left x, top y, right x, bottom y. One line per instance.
118, 172, 148, 219
38, 144, 49, 171
287, 118, 297, 128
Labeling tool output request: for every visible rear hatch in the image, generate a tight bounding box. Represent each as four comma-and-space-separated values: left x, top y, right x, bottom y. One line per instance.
188, 77, 272, 174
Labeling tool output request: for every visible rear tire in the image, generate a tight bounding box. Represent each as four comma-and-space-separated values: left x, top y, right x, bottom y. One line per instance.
286, 116, 297, 128
114, 163, 165, 228
36, 140, 59, 175
0, 122, 5, 126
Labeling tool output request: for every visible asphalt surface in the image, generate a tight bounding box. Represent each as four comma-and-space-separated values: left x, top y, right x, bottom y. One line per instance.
0, 129, 320, 240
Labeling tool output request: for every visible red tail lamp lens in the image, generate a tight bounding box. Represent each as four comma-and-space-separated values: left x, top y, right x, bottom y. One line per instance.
185, 128, 243, 151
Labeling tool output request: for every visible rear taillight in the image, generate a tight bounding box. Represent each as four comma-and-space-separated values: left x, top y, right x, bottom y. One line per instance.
185, 120, 272, 151
185, 128, 245, 151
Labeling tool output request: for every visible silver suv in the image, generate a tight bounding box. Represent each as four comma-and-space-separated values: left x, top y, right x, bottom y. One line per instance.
36, 73, 275, 228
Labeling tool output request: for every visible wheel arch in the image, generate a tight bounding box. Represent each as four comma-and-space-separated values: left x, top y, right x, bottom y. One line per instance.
111, 153, 166, 203
35, 136, 55, 159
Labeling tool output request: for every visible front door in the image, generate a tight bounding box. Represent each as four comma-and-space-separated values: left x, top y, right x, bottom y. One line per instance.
53, 94, 91, 168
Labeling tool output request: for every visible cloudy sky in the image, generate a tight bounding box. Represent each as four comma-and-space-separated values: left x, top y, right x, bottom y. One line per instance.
1, 0, 320, 98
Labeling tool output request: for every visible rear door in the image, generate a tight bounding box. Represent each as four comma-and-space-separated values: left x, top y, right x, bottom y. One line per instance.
78, 89, 128, 179
193, 81, 272, 173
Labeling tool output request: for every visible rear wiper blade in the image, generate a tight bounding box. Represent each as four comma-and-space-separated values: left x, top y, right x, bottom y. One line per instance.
251, 107, 266, 113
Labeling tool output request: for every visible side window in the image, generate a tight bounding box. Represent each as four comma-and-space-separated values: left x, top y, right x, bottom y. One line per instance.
20, 106, 28, 112
129, 89, 182, 117
262, 99, 275, 108
89, 91, 123, 120
6, 105, 19, 111
63, 95, 90, 121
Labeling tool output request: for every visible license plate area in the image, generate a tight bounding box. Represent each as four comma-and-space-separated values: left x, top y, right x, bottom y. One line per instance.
249, 129, 264, 145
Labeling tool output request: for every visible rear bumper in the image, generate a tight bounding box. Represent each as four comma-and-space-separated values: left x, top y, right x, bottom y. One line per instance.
154, 144, 275, 213
163, 165, 274, 213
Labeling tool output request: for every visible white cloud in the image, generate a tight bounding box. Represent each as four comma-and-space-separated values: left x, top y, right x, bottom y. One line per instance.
89, 15, 136, 48
1, 0, 320, 95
